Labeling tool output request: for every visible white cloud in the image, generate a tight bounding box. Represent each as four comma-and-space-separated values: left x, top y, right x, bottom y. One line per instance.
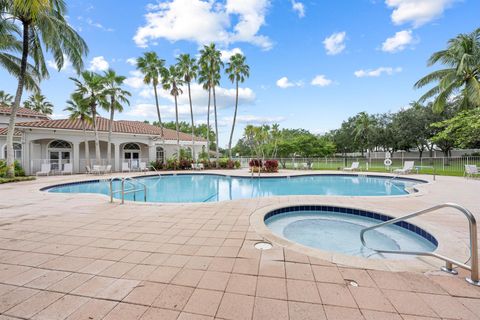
77, 16, 114, 32
46, 54, 72, 72
310, 75, 332, 87
220, 47, 243, 62
276, 77, 303, 89
385, 0, 455, 27
224, 114, 286, 125
381, 30, 414, 53
124, 70, 145, 89
291, 0, 305, 18
323, 31, 346, 55
88, 56, 109, 72
354, 67, 402, 78
134, 0, 272, 50
126, 57, 137, 66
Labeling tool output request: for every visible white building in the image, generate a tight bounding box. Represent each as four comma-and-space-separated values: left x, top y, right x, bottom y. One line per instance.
0, 106, 207, 175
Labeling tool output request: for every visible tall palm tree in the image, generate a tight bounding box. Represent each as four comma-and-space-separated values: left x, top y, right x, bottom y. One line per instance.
199, 43, 223, 167
70, 71, 106, 165
0, 91, 14, 105
2, 0, 88, 177
136, 52, 166, 158
103, 69, 131, 165
176, 54, 198, 160
23, 93, 53, 115
162, 65, 184, 162
226, 53, 249, 158
415, 27, 480, 113
64, 93, 92, 167
197, 64, 212, 157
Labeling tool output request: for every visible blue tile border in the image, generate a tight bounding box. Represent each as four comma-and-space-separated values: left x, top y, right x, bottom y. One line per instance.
264, 205, 438, 247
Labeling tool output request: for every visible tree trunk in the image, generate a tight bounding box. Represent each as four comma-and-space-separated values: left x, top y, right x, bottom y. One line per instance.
228, 80, 239, 159
82, 120, 90, 168
174, 94, 180, 162
6, 21, 29, 178
91, 104, 101, 165
153, 84, 165, 163
213, 86, 219, 168
107, 97, 115, 165
187, 81, 195, 160
206, 88, 211, 159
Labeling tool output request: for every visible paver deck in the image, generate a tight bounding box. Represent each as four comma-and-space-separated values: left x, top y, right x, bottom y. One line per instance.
0, 169, 479, 319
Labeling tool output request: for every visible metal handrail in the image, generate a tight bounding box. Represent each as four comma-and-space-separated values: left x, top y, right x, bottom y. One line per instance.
360, 203, 479, 286
109, 177, 147, 204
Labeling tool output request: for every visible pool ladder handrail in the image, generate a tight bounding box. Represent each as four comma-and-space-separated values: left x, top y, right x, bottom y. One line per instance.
360, 203, 479, 286
109, 177, 147, 204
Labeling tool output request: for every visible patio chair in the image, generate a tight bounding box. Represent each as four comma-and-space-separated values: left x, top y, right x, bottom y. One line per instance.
343, 162, 360, 171
464, 165, 480, 178
92, 165, 102, 175
104, 165, 112, 174
85, 165, 92, 174
36, 163, 51, 176
61, 163, 73, 175
293, 163, 299, 170
393, 161, 415, 174
302, 162, 310, 170
139, 162, 148, 172
122, 162, 131, 172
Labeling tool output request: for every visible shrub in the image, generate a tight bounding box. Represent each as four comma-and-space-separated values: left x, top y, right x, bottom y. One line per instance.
149, 160, 164, 170
249, 159, 262, 168
234, 160, 241, 169
219, 158, 229, 168
0, 160, 25, 178
179, 159, 193, 170
264, 160, 279, 173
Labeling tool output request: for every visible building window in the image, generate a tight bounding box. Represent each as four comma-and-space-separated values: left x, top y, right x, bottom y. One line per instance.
123, 143, 140, 150
49, 140, 72, 149
3, 143, 22, 160
48, 140, 72, 171
156, 146, 164, 163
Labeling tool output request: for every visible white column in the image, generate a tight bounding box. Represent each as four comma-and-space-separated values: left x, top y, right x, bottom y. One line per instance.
114, 143, 121, 172
73, 141, 80, 173
148, 144, 156, 163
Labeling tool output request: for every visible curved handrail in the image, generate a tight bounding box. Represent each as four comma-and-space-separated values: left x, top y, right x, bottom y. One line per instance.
108, 177, 147, 204
360, 203, 479, 286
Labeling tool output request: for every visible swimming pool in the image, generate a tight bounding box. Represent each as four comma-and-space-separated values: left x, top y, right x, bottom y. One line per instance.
46, 173, 422, 203
265, 206, 437, 259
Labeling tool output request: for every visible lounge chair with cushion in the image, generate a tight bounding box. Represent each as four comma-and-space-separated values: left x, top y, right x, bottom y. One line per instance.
343, 162, 360, 171
122, 162, 130, 172
139, 162, 148, 172
61, 163, 73, 175
393, 161, 415, 174
36, 163, 51, 176
465, 165, 480, 178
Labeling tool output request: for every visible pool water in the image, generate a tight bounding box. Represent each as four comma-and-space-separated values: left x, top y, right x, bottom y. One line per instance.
47, 174, 420, 203
265, 211, 437, 259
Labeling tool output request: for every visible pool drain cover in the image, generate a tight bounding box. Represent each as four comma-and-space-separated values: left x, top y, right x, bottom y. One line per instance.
346, 280, 359, 287
254, 242, 273, 250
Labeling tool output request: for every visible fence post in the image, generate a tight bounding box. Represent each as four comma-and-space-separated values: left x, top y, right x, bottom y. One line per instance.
442, 157, 445, 171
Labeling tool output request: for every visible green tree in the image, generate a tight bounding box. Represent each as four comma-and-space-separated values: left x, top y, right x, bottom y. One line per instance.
23, 93, 53, 115
103, 69, 130, 165
431, 109, 480, 149
162, 65, 184, 162
353, 112, 376, 157
225, 53, 250, 158
64, 93, 92, 167
2, 0, 88, 177
415, 27, 480, 112
0, 91, 14, 105
176, 53, 198, 159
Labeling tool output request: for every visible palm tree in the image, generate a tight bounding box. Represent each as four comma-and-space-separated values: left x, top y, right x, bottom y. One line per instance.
70, 71, 107, 165
136, 52, 166, 158
23, 93, 53, 115
197, 64, 212, 158
2, 0, 88, 177
64, 93, 92, 168
199, 43, 223, 167
176, 54, 198, 160
415, 27, 480, 113
162, 65, 184, 162
103, 69, 131, 165
0, 91, 14, 105
353, 112, 375, 157
226, 53, 249, 158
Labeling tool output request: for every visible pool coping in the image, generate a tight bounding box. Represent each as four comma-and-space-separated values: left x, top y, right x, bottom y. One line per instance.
249, 202, 470, 273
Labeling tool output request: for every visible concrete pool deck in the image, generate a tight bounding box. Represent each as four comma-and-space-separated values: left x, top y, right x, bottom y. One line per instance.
0, 169, 479, 319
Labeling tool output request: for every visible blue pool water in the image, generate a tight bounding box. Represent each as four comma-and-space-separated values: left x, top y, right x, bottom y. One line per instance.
266, 210, 437, 259
47, 174, 420, 203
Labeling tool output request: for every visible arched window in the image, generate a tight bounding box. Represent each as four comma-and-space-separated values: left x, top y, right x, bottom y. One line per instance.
156, 146, 164, 163
123, 143, 140, 150
48, 140, 71, 171
49, 140, 71, 149
3, 143, 22, 160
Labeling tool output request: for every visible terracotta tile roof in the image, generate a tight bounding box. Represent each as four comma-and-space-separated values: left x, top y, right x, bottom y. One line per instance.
12, 117, 205, 142
0, 105, 50, 119
0, 127, 22, 136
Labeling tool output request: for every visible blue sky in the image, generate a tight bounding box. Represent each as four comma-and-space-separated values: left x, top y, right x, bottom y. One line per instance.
1, 0, 479, 146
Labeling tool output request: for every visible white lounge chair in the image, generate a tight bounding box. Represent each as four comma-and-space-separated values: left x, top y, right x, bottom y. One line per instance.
92, 165, 102, 175
104, 165, 112, 174
192, 163, 204, 170
122, 162, 130, 172
465, 165, 480, 178
302, 162, 310, 170
393, 161, 415, 174
61, 163, 73, 175
36, 163, 51, 176
139, 162, 148, 172
344, 162, 360, 171
85, 165, 92, 174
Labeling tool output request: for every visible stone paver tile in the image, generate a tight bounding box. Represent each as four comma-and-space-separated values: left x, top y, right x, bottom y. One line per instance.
32, 294, 89, 320
171, 269, 205, 287
261, 248, 284, 261
4, 267, 49, 286
123, 281, 166, 305
349, 286, 395, 312
66, 298, 117, 320
184, 256, 212, 270
0, 284, 17, 297
0, 264, 31, 282
312, 265, 344, 284
317, 282, 357, 308
46, 273, 93, 293
103, 302, 148, 320
4, 291, 63, 318
208, 257, 235, 272
284, 249, 309, 263
285, 262, 314, 281
183, 288, 223, 316
98, 261, 136, 278
123, 264, 158, 281
142, 253, 170, 265
429, 275, 480, 298
72, 276, 116, 297
177, 312, 214, 320
361, 310, 402, 320
26, 270, 71, 289
152, 284, 194, 311
253, 297, 289, 320
259, 259, 285, 278
324, 305, 365, 320
163, 254, 191, 267
147, 265, 181, 283
400, 316, 439, 320
197, 271, 230, 291
368, 270, 411, 291
288, 301, 326, 320
79, 259, 115, 275
417, 292, 477, 320
0, 287, 39, 313
458, 297, 480, 317
121, 251, 151, 264
339, 268, 376, 287
40, 256, 94, 272
226, 273, 257, 296
232, 258, 259, 275
0, 315, 21, 320
383, 290, 437, 317
217, 292, 254, 320
398, 273, 447, 295
286, 279, 321, 303
96, 278, 140, 300
139, 307, 179, 320
256, 276, 287, 300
